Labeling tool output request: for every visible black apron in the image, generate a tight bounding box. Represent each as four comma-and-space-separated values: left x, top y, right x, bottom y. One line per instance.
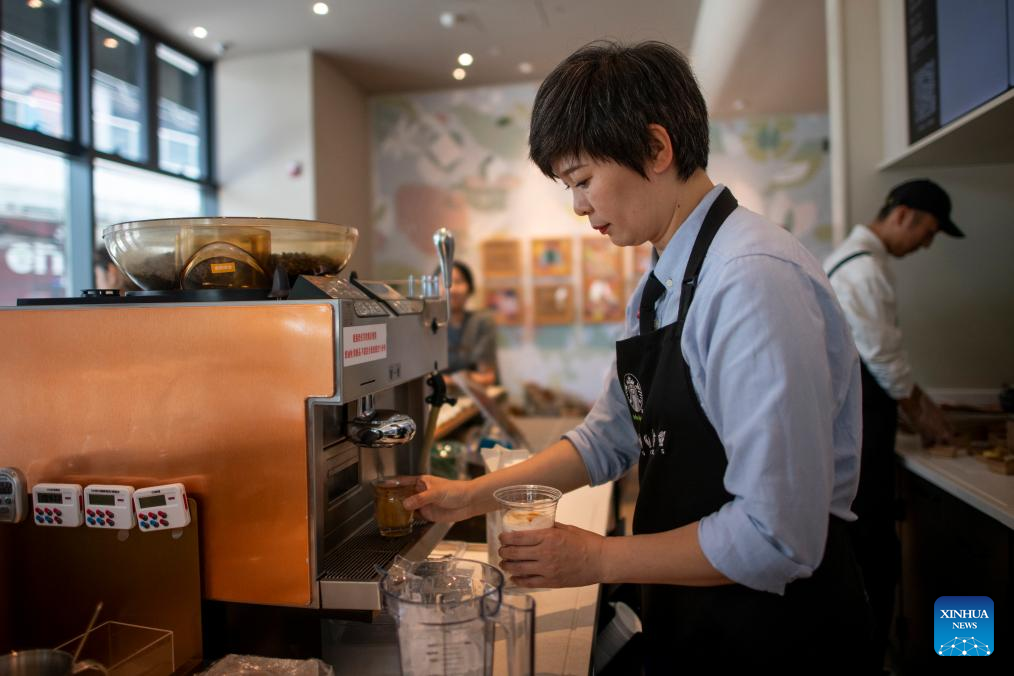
827, 251, 902, 673
616, 188, 871, 673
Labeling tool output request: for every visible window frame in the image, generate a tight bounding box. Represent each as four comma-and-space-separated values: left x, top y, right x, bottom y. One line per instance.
0, 0, 216, 294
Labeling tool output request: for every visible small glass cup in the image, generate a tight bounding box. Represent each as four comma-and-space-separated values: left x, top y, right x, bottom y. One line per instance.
493, 484, 562, 533
373, 476, 419, 537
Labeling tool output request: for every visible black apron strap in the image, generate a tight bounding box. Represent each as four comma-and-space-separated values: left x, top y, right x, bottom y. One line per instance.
676, 188, 738, 322
826, 250, 871, 279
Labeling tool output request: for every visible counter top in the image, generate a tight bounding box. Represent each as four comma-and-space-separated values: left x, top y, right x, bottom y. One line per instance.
896, 433, 1014, 530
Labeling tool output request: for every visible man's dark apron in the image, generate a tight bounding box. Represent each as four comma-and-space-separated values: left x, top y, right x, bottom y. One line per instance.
615, 188, 871, 672
827, 251, 901, 672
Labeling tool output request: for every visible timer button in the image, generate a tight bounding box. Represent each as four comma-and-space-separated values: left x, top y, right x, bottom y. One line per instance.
105, 510, 114, 518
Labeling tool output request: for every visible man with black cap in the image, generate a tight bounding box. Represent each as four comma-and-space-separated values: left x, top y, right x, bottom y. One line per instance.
824, 178, 963, 672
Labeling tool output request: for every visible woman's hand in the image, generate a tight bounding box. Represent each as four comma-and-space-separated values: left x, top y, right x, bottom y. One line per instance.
498, 523, 606, 588
403, 475, 478, 523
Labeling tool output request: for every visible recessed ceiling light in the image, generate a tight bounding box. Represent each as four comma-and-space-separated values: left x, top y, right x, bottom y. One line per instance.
27, 0, 43, 8
457, 53, 473, 67
518, 62, 533, 75
452, 68, 467, 81
439, 11, 458, 28
191, 26, 208, 39
103, 37, 119, 49
312, 2, 329, 15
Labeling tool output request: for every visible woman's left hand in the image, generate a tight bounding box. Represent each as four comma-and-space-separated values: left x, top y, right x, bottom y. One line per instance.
498, 523, 606, 588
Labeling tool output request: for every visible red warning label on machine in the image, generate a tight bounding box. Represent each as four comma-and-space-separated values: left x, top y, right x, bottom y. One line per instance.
342, 324, 388, 366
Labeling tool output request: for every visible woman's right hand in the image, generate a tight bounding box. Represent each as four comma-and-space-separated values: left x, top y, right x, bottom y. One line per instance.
404, 475, 479, 523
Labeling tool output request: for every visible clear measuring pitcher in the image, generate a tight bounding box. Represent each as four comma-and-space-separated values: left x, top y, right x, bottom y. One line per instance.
380, 557, 535, 676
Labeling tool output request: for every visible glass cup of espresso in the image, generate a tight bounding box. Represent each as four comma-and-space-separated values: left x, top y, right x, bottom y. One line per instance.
493, 484, 562, 533
373, 476, 420, 537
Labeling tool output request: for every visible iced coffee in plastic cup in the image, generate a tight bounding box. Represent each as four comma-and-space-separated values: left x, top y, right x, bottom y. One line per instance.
373, 476, 419, 537
493, 485, 562, 533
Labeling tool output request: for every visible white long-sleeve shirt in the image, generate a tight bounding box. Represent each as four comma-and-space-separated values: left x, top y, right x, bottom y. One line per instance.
823, 224, 915, 400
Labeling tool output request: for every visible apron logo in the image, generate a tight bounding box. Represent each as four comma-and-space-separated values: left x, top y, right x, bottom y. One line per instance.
623, 374, 644, 415
640, 429, 667, 456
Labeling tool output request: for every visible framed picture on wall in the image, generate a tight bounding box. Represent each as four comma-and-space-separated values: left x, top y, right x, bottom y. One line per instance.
628, 243, 654, 297
582, 237, 625, 323
531, 238, 573, 278
533, 284, 574, 325
484, 285, 523, 326
481, 239, 522, 279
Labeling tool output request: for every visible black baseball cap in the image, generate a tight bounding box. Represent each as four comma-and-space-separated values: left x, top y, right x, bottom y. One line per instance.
883, 179, 964, 238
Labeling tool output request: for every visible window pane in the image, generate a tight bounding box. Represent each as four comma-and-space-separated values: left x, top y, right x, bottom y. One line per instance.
0, 139, 68, 305
93, 158, 203, 244
1, 0, 68, 138
156, 44, 202, 179
91, 9, 144, 162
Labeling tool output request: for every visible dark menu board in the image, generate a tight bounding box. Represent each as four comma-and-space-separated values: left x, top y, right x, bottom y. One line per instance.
907, 0, 940, 143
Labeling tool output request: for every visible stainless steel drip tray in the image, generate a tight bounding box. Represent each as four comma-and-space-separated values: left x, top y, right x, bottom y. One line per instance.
318, 519, 451, 610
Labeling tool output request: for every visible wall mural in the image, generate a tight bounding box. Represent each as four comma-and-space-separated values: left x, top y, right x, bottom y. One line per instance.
370, 82, 832, 404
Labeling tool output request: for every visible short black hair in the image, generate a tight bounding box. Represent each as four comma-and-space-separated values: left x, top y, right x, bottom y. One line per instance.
453, 261, 475, 294
529, 40, 709, 182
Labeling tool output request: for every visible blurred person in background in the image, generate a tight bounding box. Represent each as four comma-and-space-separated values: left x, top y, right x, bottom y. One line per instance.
92, 247, 131, 292
445, 260, 499, 387
824, 178, 962, 673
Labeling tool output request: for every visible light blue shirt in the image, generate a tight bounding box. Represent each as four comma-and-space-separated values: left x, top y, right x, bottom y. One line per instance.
564, 184, 862, 595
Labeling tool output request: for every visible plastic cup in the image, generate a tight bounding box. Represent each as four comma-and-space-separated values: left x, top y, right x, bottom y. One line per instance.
493, 485, 562, 533
373, 476, 419, 537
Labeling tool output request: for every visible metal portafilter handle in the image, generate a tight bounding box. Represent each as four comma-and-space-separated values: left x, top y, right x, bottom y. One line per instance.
433, 228, 455, 327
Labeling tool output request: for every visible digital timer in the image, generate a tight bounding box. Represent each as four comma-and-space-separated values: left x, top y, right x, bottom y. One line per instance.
31, 483, 83, 527
132, 483, 190, 531
0, 467, 27, 524
83, 484, 135, 530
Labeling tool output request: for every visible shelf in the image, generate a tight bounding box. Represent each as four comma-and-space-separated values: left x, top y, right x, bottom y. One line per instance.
878, 88, 1014, 170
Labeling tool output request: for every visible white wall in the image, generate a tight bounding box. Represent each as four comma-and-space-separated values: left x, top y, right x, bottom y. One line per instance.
828, 0, 1014, 392
312, 55, 372, 276
215, 50, 316, 219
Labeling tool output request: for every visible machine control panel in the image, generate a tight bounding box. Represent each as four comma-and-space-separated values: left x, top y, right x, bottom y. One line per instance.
353, 300, 389, 318
84, 484, 135, 529
0, 467, 28, 523
133, 483, 190, 531
32, 483, 83, 527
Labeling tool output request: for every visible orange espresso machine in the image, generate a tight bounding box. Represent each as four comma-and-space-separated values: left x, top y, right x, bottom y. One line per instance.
0, 219, 455, 620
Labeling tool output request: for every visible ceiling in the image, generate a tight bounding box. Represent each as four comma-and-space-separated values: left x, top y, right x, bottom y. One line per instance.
101, 0, 826, 116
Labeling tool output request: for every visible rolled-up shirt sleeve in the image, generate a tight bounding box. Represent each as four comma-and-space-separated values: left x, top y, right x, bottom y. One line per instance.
563, 291, 641, 485
687, 254, 849, 594
564, 357, 640, 485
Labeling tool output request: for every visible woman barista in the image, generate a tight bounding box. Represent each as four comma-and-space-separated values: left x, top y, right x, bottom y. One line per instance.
406, 41, 870, 672
445, 261, 499, 387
